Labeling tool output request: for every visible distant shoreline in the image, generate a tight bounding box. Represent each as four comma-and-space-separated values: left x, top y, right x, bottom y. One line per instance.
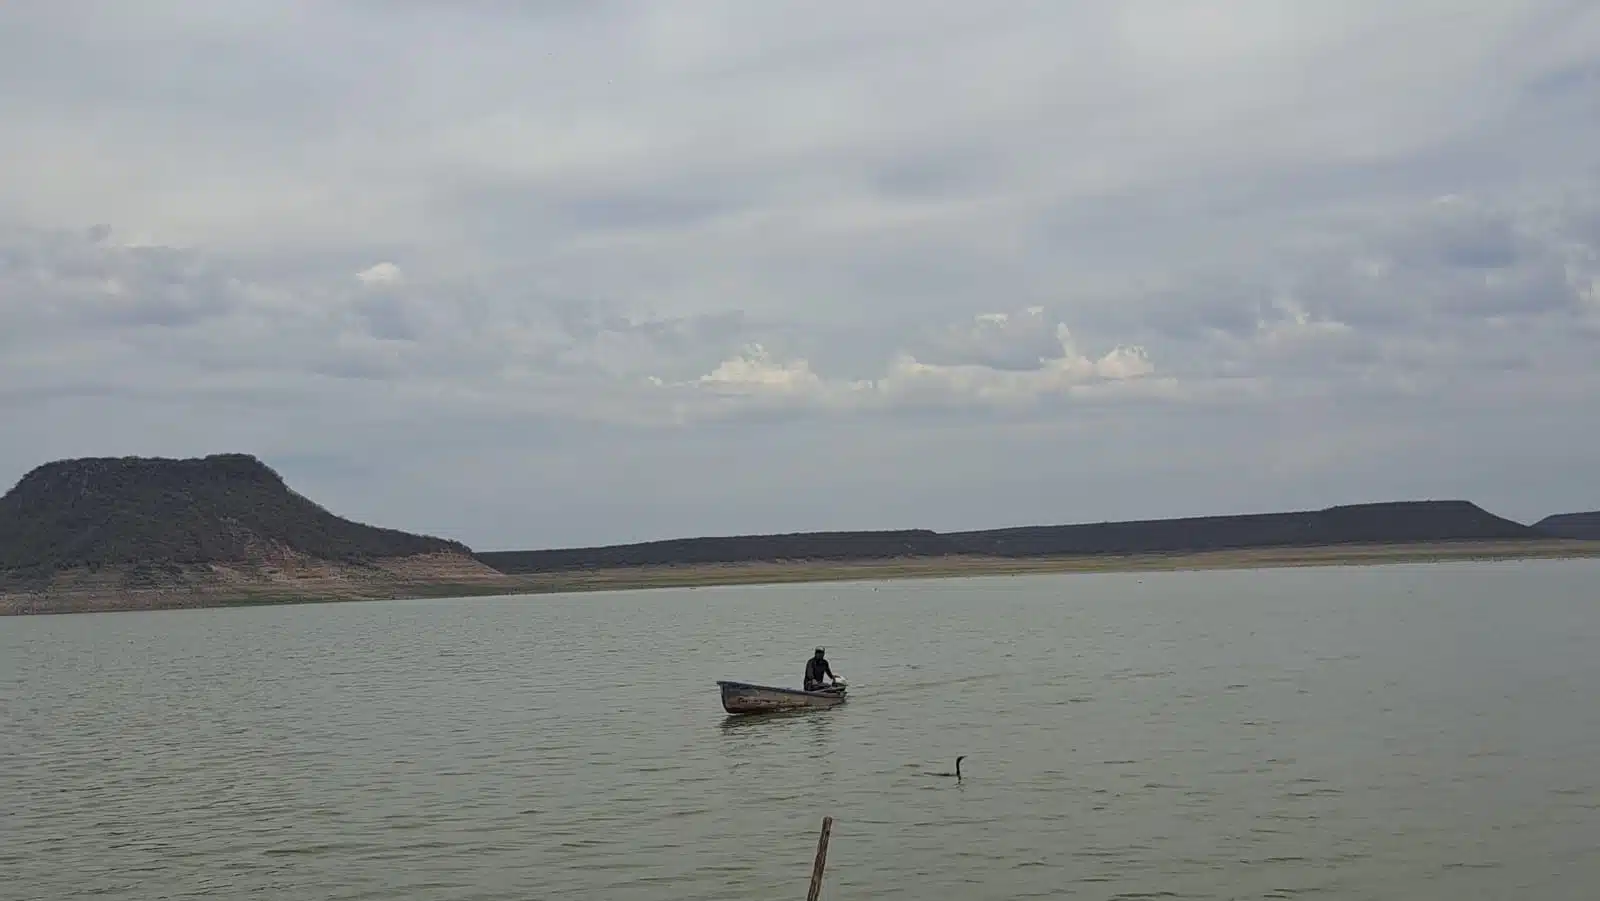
501, 539, 1600, 593
4, 539, 1596, 616
9, 454, 1595, 616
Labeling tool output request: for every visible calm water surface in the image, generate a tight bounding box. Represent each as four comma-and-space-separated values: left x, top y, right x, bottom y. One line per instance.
5, 560, 1599, 900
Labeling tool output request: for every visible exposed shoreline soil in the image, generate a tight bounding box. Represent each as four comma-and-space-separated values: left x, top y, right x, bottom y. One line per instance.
6, 539, 1596, 616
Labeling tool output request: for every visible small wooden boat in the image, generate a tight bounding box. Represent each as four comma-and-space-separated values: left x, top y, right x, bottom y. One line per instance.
717, 679, 848, 715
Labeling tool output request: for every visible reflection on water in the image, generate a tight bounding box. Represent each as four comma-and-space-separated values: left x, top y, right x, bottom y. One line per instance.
6, 560, 1600, 900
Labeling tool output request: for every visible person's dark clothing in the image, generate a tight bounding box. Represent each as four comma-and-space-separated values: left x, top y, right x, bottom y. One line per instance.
804, 655, 835, 691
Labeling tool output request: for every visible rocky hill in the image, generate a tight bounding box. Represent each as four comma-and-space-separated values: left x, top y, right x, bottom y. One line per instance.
479, 500, 1545, 573
1532, 512, 1600, 540
0, 454, 516, 613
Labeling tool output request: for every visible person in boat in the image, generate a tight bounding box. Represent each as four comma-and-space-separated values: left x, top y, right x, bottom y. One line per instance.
804, 647, 839, 692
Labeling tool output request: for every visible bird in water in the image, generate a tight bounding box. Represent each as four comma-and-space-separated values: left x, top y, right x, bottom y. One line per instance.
932, 756, 967, 781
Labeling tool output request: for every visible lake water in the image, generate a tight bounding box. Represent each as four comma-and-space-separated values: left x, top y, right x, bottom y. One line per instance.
4, 560, 1599, 900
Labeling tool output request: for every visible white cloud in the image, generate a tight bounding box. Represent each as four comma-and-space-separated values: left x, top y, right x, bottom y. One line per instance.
652, 313, 1157, 415
1249, 299, 1357, 359
356, 262, 404, 287
872, 325, 1156, 407
694, 345, 831, 395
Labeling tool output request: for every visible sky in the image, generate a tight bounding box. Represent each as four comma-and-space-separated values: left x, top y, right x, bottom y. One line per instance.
2, 1, 1598, 551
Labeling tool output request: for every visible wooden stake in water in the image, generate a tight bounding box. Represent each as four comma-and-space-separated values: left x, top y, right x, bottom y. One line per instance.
806, 816, 833, 901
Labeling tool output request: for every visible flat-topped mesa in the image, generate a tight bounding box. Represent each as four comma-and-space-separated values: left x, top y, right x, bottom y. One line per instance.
946, 500, 1543, 557
0, 453, 470, 572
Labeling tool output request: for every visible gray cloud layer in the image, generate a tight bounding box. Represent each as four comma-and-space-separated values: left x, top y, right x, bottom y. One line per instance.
2, 2, 1598, 548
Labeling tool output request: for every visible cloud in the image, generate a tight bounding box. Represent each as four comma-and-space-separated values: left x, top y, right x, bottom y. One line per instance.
0, 226, 1177, 425
356, 262, 404, 287
2, 2, 1599, 546
3, 180, 1597, 434
668, 312, 1158, 415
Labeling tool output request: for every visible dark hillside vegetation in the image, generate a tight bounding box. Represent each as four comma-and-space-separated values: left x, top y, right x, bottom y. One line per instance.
0, 453, 469, 573
1532, 512, 1600, 540
478, 500, 1545, 574
479, 529, 959, 572
941, 501, 1537, 557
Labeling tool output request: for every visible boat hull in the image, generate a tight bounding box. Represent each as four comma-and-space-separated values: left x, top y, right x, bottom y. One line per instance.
717, 680, 847, 715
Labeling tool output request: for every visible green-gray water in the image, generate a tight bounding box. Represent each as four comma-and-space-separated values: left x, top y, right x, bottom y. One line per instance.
5, 560, 1598, 899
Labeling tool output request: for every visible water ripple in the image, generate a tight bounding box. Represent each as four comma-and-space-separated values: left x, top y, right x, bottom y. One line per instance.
5, 561, 1600, 899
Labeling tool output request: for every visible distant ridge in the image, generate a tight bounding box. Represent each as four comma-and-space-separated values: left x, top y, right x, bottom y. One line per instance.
481, 529, 951, 571
1532, 512, 1600, 540
478, 500, 1543, 574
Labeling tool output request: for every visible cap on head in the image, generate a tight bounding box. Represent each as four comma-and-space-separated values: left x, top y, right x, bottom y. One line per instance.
815, 647, 826, 655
